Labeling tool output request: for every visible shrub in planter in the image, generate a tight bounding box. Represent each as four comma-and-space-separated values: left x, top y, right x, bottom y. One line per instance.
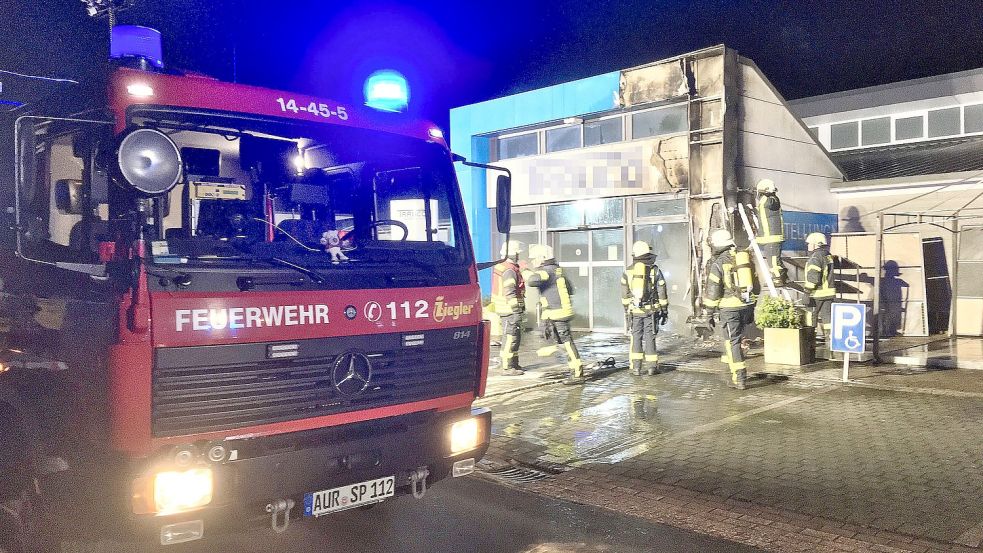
757, 296, 814, 366
757, 296, 801, 329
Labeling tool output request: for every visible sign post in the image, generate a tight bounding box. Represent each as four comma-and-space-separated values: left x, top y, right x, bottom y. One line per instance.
830, 303, 867, 382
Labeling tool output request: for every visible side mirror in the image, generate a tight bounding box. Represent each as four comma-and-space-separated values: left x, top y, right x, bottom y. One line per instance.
496, 174, 511, 234
55, 179, 85, 215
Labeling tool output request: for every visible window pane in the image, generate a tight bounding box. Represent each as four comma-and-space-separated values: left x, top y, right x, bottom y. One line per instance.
927, 107, 961, 138
555, 231, 589, 262
635, 198, 686, 219
861, 117, 890, 145
965, 104, 983, 134
498, 133, 538, 159
591, 228, 624, 261
592, 266, 626, 328
545, 126, 582, 152
584, 117, 623, 146
511, 210, 537, 227
830, 122, 859, 149
584, 198, 624, 226
546, 203, 582, 229
631, 105, 688, 139
895, 116, 924, 140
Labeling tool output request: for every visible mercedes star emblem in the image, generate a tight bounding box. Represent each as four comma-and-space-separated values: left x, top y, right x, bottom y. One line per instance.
332, 351, 372, 397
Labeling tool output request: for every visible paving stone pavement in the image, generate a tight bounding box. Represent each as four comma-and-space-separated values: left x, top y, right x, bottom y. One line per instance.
475, 368, 983, 550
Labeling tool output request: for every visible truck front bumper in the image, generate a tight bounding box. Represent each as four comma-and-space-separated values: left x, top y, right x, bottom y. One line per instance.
132, 406, 490, 545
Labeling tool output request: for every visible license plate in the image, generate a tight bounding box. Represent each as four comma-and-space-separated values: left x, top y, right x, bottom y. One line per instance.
303, 476, 395, 517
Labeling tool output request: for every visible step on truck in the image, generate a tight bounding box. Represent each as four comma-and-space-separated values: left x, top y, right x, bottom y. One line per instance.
0, 24, 509, 549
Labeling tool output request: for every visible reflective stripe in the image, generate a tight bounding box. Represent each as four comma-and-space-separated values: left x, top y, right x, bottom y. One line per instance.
501, 335, 514, 360
554, 271, 575, 319
537, 345, 558, 356
630, 352, 645, 360
564, 342, 583, 374
644, 354, 659, 362
719, 297, 751, 308
659, 299, 669, 306
704, 298, 720, 307
657, 280, 666, 286
755, 235, 783, 244
758, 199, 770, 236
536, 271, 550, 279
708, 273, 721, 283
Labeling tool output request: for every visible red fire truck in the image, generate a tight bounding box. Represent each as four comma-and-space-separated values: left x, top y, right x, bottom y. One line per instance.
0, 25, 507, 549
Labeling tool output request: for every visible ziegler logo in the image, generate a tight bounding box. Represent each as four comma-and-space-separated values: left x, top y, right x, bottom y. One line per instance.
174, 304, 329, 332
432, 296, 474, 323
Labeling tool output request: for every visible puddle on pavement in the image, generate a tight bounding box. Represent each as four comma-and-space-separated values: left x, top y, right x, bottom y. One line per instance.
486, 368, 837, 468
492, 392, 685, 466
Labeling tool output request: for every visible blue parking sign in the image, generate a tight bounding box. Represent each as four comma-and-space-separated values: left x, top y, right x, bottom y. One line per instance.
830, 303, 866, 354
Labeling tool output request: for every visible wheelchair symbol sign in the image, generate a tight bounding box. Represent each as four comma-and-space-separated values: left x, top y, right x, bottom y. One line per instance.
830, 303, 866, 354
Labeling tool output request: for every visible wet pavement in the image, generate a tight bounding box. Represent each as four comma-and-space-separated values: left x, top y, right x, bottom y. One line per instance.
477, 360, 983, 546
66, 477, 763, 552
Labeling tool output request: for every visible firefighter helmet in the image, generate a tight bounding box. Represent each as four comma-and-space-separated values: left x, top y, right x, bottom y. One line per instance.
528, 244, 554, 261
631, 240, 651, 257
709, 229, 736, 249
806, 232, 828, 246
500, 240, 525, 258
756, 179, 777, 194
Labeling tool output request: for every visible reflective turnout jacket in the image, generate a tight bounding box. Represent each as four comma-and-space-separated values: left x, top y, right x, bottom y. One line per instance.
621, 255, 669, 315
523, 260, 574, 321
491, 260, 525, 315
755, 193, 784, 244
703, 247, 759, 309
804, 245, 836, 299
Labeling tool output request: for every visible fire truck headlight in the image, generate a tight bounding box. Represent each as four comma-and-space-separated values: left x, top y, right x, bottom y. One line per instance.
449, 418, 480, 455
153, 468, 213, 515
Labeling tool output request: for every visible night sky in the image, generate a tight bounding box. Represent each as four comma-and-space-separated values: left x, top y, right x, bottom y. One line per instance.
2, 0, 981, 131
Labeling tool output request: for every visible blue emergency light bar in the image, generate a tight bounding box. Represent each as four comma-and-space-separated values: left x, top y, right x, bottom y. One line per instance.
111, 25, 164, 69
364, 70, 409, 112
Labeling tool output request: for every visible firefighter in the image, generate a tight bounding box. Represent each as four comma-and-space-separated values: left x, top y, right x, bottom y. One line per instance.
755, 179, 787, 286
523, 244, 585, 385
804, 232, 836, 340
703, 229, 759, 390
621, 241, 669, 376
491, 240, 526, 376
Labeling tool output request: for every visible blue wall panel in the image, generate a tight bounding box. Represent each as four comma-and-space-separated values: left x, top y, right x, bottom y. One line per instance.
783, 210, 838, 252
450, 71, 621, 292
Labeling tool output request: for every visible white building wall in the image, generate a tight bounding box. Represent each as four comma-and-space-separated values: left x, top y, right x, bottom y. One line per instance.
736, 59, 842, 216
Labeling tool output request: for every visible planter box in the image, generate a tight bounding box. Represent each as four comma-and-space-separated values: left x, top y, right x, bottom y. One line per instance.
763, 327, 815, 366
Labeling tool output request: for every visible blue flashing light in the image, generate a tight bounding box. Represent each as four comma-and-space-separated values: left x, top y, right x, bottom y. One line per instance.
364, 70, 409, 112
111, 25, 164, 69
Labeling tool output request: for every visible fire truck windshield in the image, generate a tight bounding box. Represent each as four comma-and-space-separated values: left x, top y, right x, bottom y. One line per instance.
129, 111, 470, 271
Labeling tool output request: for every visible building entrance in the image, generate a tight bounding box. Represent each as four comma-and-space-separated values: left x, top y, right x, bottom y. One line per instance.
550, 228, 625, 331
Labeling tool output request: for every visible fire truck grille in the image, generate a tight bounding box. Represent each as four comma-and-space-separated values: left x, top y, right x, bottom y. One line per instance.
152, 328, 479, 437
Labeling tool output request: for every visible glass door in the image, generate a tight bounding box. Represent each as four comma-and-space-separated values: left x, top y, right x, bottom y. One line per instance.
552, 228, 625, 331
